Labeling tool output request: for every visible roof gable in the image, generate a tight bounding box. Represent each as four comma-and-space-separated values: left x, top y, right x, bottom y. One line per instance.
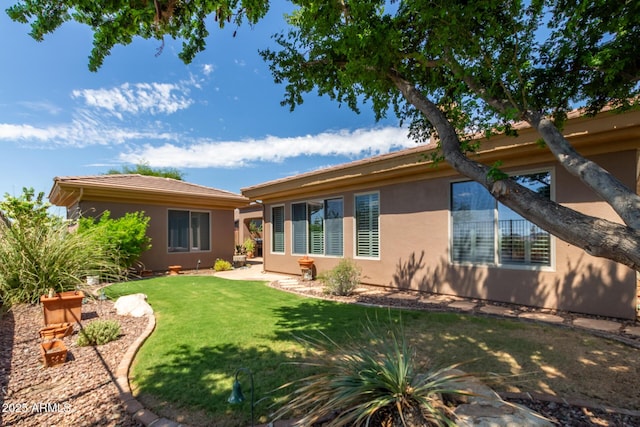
49, 174, 249, 210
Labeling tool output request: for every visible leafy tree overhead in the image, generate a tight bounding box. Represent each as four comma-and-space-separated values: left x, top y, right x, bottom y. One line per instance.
7, 1, 640, 272
107, 162, 185, 180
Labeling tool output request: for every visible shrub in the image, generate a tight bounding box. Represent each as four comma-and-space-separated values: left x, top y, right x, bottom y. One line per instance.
76, 319, 121, 346
214, 258, 233, 271
243, 238, 255, 254
0, 189, 123, 307
77, 210, 152, 271
318, 258, 361, 296
272, 322, 472, 426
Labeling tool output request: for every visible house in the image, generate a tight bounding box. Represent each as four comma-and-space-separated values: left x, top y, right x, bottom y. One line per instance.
242, 109, 640, 319
49, 174, 249, 272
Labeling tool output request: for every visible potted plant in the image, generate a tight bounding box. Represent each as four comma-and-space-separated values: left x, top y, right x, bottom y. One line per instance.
243, 238, 256, 258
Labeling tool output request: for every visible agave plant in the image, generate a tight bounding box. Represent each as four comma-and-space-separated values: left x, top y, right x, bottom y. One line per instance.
272, 321, 473, 426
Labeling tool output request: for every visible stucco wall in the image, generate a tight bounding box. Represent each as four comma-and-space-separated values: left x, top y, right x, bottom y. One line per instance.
77, 201, 235, 272
261, 150, 638, 319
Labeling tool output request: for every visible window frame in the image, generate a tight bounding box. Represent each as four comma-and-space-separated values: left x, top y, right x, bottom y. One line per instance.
271, 204, 286, 254
354, 191, 380, 259
290, 198, 344, 257
449, 169, 555, 270
167, 209, 211, 253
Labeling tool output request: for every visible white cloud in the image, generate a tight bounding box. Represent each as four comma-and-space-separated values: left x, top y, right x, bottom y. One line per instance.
202, 64, 215, 76
0, 111, 178, 147
71, 81, 194, 119
120, 127, 416, 168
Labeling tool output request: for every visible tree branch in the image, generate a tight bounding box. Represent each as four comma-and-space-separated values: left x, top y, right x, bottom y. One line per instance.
388, 69, 640, 271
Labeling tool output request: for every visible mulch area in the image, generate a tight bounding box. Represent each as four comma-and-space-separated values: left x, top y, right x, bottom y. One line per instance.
0, 299, 146, 427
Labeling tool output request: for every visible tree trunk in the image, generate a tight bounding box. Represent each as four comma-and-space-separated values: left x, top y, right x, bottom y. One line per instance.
389, 72, 640, 272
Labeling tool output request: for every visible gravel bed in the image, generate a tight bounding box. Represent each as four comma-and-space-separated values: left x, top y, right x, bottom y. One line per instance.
0, 299, 147, 427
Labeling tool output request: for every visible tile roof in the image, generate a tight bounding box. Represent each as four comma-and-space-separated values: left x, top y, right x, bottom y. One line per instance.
49, 174, 249, 209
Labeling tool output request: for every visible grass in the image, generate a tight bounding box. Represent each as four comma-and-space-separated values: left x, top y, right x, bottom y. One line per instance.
105, 276, 640, 426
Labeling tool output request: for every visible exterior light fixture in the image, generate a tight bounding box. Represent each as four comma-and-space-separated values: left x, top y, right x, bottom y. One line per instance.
227, 367, 254, 426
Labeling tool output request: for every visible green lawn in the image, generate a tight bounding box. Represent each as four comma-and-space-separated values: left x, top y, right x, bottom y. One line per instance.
105, 276, 640, 426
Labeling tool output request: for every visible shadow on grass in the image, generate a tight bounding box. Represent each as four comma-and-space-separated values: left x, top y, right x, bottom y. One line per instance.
132, 341, 306, 426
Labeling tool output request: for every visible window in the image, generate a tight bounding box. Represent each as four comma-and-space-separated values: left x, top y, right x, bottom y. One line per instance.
355, 193, 379, 258
451, 171, 551, 267
272, 205, 285, 253
291, 198, 343, 256
168, 210, 210, 252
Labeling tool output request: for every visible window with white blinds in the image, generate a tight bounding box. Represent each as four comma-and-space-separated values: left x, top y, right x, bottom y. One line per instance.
271, 205, 285, 253
291, 199, 343, 256
355, 192, 379, 258
292, 203, 307, 254
451, 172, 552, 267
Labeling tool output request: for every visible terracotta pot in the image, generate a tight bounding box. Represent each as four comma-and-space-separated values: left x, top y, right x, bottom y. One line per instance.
40, 340, 68, 367
40, 291, 84, 325
297, 256, 315, 281
39, 323, 73, 340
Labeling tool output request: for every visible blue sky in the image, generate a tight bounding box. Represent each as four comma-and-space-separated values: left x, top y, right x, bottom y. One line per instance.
0, 4, 415, 208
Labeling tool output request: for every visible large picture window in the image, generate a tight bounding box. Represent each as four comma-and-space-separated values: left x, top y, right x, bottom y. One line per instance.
291, 198, 343, 256
451, 172, 552, 267
168, 210, 210, 252
272, 205, 285, 253
355, 192, 380, 258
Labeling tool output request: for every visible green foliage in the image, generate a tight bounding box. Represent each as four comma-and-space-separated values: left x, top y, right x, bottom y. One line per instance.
76, 319, 121, 346
6, 0, 271, 71
242, 237, 255, 253
487, 161, 509, 182
0, 187, 57, 228
273, 322, 471, 426
77, 211, 152, 271
0, 190, 123, 307
318, 257, 361, 296
214, 258, 232, 271
106, 162, 185, 180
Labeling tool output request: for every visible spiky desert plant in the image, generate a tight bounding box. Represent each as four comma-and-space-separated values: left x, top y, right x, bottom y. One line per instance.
272, 322, 473, 426
0, 189, 124, 308
0, 218, 123, 307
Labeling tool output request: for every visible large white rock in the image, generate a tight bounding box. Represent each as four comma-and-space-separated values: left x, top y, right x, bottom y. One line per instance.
114, 293, 153, 317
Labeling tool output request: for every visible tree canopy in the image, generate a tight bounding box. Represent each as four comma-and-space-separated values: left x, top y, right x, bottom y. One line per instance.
7, 0, 640, 271
106, 162, 185, 180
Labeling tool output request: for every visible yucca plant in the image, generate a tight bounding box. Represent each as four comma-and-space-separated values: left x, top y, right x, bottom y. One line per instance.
272, 321, 473, 426
0, 189, 124, 308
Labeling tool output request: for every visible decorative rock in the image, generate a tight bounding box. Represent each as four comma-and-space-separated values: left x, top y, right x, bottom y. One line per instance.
447, 369, 554, 427
114, 293, 153, 317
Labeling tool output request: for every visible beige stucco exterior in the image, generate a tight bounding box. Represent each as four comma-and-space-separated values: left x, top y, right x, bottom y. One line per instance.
243, 110, 640, 319
49, 175, 248, 272
75, 200, 235, 272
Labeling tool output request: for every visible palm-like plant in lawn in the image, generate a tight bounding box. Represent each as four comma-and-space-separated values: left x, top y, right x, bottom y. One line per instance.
272, 321, 473, 426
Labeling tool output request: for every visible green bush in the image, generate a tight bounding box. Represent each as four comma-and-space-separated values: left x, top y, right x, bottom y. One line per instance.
77, 319, 121, 346
318, 258, 361, 296
0, 189, 123, 308
77, 210, 152, 271
214, 258, 233, 271
273, 322, 471, 426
